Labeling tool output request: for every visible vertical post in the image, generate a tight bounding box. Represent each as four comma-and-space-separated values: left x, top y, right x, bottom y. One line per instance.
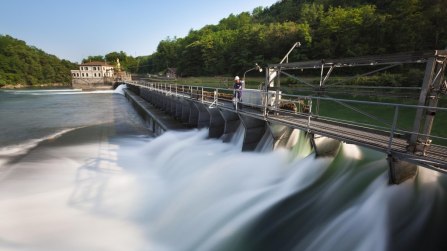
387, 105, 400, 154
264, 68, 270, 117
307, 98, 313, 132
316, 63, 324, 116
410, 57, 436, 146
420, 65, 446, 142
215, 88, 218, 107
275, 69, 281, 115
409, 54, 446, 153
201, 87, 204, 103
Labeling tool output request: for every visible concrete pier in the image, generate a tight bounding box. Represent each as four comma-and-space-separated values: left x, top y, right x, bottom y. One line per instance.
310, 134, 342, 157
388, 156, 418, 184
239, 114, 267, 151
208, 108, 225, 138
219, 110, 241, 142
123, 88, 186, 135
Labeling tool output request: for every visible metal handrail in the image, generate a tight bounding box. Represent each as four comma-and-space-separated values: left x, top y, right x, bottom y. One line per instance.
128, 81, 447, 110
126, 82, 447, 146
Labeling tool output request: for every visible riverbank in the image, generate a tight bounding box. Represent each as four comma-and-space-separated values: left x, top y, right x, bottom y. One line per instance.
0, 83, 71, 89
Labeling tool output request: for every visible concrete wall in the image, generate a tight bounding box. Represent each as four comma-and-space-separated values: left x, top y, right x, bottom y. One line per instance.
72, 78, 114, 90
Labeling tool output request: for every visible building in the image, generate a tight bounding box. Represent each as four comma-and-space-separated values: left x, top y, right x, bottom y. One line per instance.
70, 61, 115, 90
166, 68, 177, 79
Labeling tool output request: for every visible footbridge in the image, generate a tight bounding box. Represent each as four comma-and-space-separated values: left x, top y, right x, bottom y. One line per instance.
122, 50, 447, 184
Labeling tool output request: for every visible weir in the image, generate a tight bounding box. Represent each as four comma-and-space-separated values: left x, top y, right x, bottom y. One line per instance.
119, 50, 447, 185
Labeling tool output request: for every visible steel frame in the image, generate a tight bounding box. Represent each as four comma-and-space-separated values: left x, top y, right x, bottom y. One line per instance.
266, 50, 447, 156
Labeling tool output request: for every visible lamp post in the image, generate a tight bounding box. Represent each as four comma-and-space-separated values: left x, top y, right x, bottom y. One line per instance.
242, 63, 263, 89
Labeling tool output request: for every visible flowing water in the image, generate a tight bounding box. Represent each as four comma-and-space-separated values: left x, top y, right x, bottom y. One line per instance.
0, 88, 446, 251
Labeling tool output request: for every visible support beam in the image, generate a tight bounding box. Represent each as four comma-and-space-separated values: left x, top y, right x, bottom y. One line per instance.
310, 134, 342, 157
208, 108, 225, 138
219, 109, 241, 142
175, 98, 183, 120
239, 114, 267, 151
192, 102, 211, 129
268, 123, 294, 149
186, 100, 199, 127
409, 53, 446, 154
180, 100, 191, 124
388, 156, 418, 184
169, 97, 177, 115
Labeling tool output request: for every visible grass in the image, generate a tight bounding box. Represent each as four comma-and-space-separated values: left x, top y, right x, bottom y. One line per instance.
309, 98, 447, 145
174, 76, 265, 89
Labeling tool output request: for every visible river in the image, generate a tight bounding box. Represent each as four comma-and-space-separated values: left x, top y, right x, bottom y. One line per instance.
0, 88, 445, 251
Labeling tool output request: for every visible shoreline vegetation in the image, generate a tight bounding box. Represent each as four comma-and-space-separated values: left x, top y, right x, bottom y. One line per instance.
0, 83, 71, 89
0, 35, 76, 88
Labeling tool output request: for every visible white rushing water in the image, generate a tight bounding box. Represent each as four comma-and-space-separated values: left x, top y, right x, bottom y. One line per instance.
114, 84, 127, 95
0, 89, 445, 251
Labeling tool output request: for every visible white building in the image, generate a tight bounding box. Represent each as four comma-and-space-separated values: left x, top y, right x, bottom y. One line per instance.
71, 61, 114, 79
70, 61, 115, 90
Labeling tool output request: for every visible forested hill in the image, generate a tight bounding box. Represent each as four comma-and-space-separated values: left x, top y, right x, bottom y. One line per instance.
128, 0, 446, 76
0, 35, 76, 87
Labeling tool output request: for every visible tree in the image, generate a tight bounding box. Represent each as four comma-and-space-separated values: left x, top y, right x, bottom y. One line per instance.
82, 55, 105, 63
105, 51, 128, 65
78, 0, 447, 77
0, 35, 77, 86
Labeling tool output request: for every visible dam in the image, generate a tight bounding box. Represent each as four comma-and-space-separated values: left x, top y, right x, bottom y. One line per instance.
121, 50, 447, 185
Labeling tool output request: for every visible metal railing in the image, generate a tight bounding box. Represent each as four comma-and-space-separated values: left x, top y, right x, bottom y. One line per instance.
126, 81, 447, 155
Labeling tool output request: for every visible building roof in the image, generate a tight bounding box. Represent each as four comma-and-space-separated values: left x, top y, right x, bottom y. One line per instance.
80, 61, 113, 67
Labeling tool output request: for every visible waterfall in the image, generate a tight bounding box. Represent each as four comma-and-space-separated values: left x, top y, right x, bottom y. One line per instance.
255, 130, 274, 153
229, 124, 245, 150
114, 84, 127, 95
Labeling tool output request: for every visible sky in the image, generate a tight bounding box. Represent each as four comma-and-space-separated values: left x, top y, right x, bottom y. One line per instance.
0, 0, 278, 63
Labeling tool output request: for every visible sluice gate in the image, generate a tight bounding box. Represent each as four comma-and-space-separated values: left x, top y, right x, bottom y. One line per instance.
122, 50, 447, 184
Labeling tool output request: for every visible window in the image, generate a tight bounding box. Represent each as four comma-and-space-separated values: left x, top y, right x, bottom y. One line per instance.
86, 73, 89, 77
82, 73, 84, 77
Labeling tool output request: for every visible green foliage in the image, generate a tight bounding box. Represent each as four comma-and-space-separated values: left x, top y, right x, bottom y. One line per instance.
81, 0, 447, 81
135, 0, 446, 78
82, 55, 105, 63
0, 35, 77, 86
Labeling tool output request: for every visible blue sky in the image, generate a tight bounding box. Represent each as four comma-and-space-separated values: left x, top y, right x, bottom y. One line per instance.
0, 0, 278, 63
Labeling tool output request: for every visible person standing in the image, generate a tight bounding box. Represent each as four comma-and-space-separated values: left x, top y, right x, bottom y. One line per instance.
233, 76, 243, 109
233, 76, 242, 100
